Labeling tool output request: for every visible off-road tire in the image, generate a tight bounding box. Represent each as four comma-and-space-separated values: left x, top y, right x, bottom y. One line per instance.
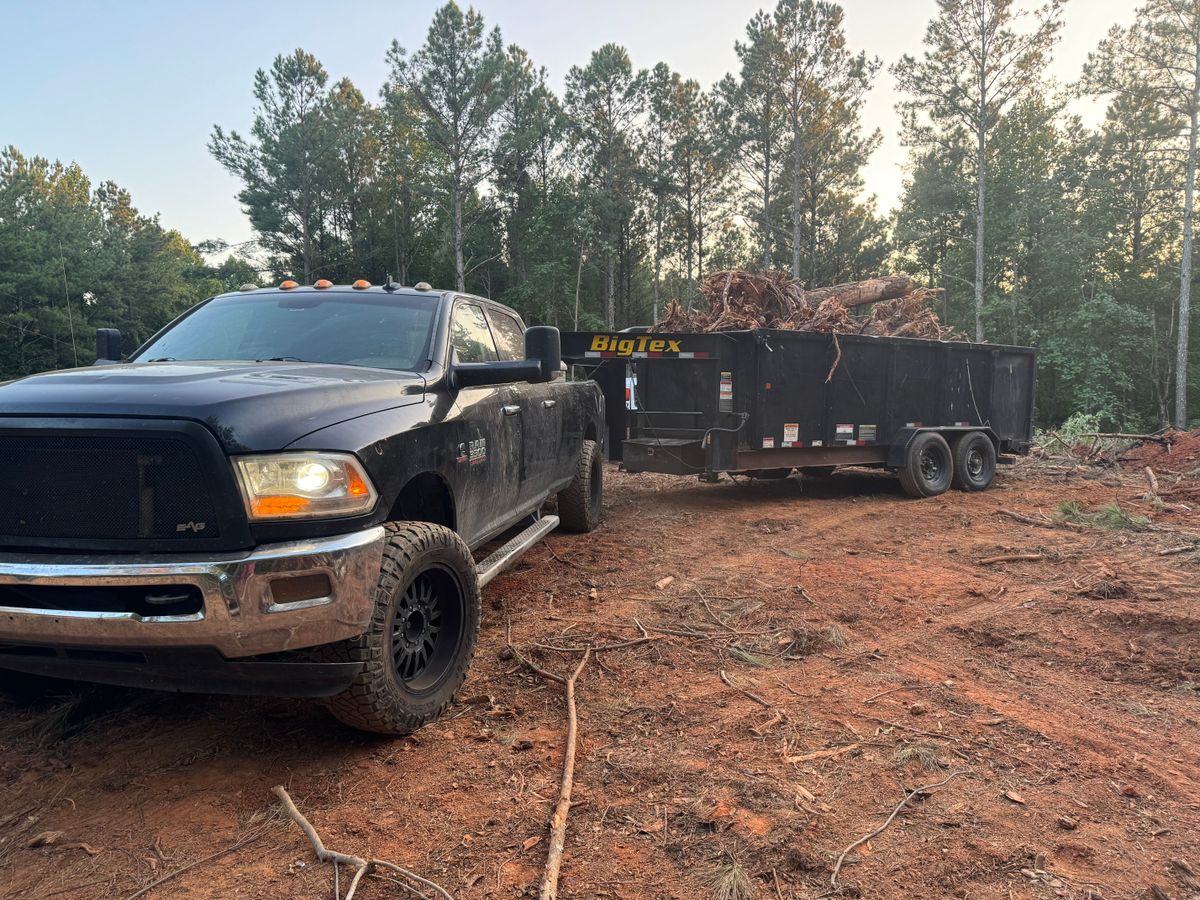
558, 439, 603, 532
898, 432, 954, 498
951, 431, 997, 492
323, 522, 480, 735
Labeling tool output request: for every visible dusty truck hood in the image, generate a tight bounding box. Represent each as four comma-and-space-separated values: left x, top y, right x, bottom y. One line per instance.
0, 361, 426, 451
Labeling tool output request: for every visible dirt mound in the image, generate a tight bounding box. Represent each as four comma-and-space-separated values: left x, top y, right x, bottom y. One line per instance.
656, 269, 961, 340
1121, 428, 1200, 476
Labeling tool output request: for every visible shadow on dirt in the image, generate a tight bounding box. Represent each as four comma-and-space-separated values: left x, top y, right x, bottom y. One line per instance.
626, 466, 904, 511
0, 674, 376, 762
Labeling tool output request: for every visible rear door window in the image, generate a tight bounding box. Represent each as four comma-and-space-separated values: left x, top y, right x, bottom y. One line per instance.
451, 302, 498, 363
487, 309, 526, 362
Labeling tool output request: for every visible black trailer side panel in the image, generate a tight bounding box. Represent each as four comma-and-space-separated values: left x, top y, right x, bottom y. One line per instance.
561, 328, 1036, 473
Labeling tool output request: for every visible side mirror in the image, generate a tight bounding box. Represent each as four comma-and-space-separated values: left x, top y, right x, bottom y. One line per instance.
452, 360, 543, 389
525, 326, 561, 383
95, 328, 122, 364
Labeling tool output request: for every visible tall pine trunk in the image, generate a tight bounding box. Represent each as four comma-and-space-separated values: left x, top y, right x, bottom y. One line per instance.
604, 253, 615, 329
453, 185, 465, 292
791, 125, 802, 279
1178, 39, 1200, 428
762, 142, 772, 269
974, 122, 986, 343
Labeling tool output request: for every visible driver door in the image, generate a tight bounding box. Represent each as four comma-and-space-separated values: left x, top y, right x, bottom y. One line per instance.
449, 300, 521, 544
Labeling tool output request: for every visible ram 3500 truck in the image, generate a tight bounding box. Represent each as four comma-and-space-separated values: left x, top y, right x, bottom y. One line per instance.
0, 281, 605, 734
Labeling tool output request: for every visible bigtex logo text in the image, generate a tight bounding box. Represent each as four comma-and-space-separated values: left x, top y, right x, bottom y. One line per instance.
589, 335, 683, 355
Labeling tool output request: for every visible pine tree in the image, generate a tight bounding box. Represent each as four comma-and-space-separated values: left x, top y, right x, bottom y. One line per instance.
1083, 0, 1200, 426
386, 2, 509, 292
893, 0, 1065, 342
210, 49, 337, 282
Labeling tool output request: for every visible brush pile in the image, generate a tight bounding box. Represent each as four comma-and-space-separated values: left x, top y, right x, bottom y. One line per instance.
655, 269, 961, 341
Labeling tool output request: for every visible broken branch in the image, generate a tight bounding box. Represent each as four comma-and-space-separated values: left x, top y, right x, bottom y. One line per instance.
978, 553, 1045, 566
271, 785, 451, 900
830, 770, 964, 886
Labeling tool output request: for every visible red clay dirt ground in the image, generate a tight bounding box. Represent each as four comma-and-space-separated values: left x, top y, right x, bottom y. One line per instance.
1, 461, 1198, 899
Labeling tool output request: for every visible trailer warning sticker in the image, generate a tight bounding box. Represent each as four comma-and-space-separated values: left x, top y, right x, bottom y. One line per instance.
835, 424, 855, 437
860, 424, 877, 442
719, 371, 734, 412
762, 437, 775, 449
782, 423, 799, 447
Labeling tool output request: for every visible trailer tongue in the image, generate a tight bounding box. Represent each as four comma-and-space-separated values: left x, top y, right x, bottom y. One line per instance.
561, 328, 1036, 497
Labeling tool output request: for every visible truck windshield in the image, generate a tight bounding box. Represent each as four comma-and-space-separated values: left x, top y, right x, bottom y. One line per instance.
132, 292, 438, 371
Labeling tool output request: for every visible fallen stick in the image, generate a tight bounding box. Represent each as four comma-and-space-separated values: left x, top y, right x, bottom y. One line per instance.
271, 785, 451, 900
830, 770, 964, 886
785, 742, 861, 764
851, 712, 955, 741
719, 668, 773, 709
1145, 467, 1160, 497
996, 509, 1088, 532
1080, 432, 1170, 444
1159, 544, 1199, 556
997, 509, 1052, 526
978, 553, 1045, 566
507, 621, 591, 900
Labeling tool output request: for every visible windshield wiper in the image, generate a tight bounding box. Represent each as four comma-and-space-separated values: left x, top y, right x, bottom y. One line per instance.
256, 356, 305, 362
147, 357, 177, 362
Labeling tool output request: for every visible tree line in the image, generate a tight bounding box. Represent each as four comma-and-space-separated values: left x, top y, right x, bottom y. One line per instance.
2, 0, 1199, 431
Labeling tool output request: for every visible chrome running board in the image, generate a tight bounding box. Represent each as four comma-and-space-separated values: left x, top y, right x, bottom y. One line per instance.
476, 514, 560, 588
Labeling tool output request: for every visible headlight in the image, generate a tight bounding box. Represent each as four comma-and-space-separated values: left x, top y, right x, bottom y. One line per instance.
234, 452, 379, 520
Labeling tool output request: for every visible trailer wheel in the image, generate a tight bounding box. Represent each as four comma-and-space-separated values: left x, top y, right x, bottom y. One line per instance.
898, 432, 954, 498
323, 522, 480, 735
558, 439, 603, 532
951, 431, 996, 492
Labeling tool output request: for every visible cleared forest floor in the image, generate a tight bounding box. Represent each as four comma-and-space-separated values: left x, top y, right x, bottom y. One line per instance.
2, 461, 1198, 899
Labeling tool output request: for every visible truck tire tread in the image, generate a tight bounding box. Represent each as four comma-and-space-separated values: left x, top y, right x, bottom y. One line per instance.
558, 439, 602, 532
322, 521, 480, 735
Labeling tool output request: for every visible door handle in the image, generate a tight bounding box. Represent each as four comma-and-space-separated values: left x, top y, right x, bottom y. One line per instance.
502, 404, 521, 416
542, 399, 557, 409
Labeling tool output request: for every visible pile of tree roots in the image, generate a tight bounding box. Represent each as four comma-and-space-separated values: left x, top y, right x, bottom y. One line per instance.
656, 270, 960, 341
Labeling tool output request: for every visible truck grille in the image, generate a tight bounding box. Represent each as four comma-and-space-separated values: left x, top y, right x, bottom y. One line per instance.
0, 434, 220, 543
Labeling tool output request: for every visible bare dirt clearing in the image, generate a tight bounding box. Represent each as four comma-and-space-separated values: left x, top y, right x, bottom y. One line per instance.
2, 463, 1198, 899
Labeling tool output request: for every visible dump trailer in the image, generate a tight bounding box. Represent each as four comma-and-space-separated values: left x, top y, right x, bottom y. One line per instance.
561, 328, 1036, 497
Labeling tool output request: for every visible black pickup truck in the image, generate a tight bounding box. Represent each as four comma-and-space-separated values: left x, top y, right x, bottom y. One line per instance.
0, 281, 605, 734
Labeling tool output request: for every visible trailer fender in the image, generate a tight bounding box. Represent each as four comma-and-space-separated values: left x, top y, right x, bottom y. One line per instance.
887, 427, 999, 469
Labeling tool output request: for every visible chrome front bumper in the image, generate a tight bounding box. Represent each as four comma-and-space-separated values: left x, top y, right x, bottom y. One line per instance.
0, 528, 387, 659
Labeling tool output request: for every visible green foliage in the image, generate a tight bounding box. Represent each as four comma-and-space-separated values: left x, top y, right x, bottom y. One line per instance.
0, 146, 231, 379
1054, 501, 1150, 531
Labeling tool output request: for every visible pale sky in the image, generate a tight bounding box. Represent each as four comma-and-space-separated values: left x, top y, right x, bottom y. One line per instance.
1, 0, 1139, 249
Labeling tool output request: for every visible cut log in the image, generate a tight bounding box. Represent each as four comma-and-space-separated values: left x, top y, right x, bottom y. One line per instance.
802, 275, 915, 309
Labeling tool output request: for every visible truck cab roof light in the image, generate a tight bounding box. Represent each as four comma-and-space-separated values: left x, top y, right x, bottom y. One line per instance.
352, 279, 370, 290
238, 283, 258, 292
414, 282, 433, 291
313, 279, 333, 289
279, 280, 298, 290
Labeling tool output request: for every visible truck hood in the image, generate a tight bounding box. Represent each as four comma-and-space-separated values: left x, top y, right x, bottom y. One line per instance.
0, 362, 426, 452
